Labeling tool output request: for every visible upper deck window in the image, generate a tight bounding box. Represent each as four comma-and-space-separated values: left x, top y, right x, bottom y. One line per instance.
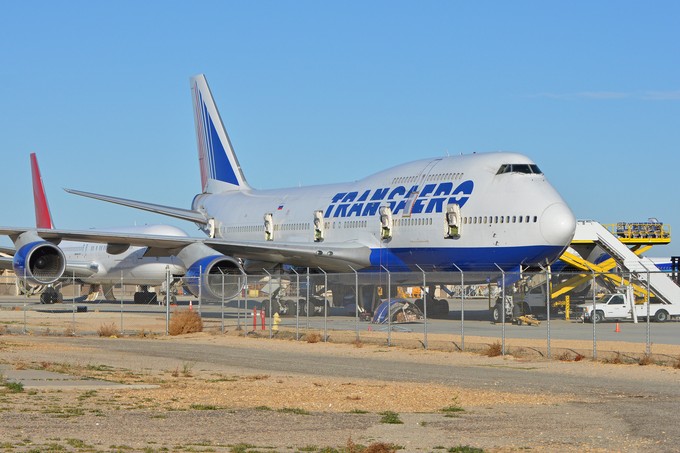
496, 164, 543, 175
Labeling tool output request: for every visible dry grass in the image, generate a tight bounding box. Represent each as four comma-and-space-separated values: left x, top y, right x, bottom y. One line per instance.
485, 341, 502, 357
352, 338, 364, 348
638, 354, 654, 366
168, 309, 203, 336
604, 352, 624, 364
363, 442, 398, 453
557, 351, 572, 361
97, 323, 118, 337
306, 332, 322, 343
63, 327, 76, 337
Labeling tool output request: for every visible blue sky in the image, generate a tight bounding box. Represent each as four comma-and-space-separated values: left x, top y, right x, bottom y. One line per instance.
1, 1, 679, 256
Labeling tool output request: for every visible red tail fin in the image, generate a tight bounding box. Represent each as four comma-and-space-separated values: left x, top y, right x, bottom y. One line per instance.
30, 153, 54, 229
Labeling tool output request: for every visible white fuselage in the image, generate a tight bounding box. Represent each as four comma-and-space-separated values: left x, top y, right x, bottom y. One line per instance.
58, 225, 186, 285
194, 152, 575, 272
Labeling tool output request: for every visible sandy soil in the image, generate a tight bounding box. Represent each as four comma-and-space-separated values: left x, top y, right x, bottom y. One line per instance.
1, 311, 680, 452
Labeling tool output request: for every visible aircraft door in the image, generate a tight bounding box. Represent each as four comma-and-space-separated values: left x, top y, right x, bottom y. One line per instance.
379, 206, 393, 240
445, 203, 461, 238
402, 158, 441, 218
264, 213, 274, 241
313, 210, 324, 242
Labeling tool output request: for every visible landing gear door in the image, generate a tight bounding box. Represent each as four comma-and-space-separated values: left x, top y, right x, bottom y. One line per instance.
445, 203, 461, 238
379, 206, 393, 240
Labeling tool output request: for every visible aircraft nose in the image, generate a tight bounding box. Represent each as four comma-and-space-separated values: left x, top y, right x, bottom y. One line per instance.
540, 202, 576, 246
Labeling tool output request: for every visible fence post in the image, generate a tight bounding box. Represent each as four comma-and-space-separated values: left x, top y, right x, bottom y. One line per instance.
290, 268, 300, 341
640, 262, 651, 356
381, 265, 392, 347
451, 263, 464, 351
306, 268, 310, 331
416, 265, 428, 350
349, 266, 359, 342
198, 266, 202, 316
243, 273, 248, 337
494, 263, 506, 356
591, 268, 597, 360
120, 271, 124, 336
263, 269, 273, 339
165, 265, 170, 335
545, 265, 551, 359
71, 271, 76, 334
318, 268, 328, 342
221, 271, 225, 334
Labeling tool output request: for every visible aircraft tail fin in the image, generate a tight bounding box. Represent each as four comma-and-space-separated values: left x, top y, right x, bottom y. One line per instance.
191, 74, 250, 194
30, 153, 55, 229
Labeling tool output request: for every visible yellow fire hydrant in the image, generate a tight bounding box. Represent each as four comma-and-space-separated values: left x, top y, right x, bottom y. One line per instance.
273, 312, 281, 332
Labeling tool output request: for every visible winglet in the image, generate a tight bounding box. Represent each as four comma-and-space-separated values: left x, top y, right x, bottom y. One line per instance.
30, 153, 54, 229
191, 74, 250, 194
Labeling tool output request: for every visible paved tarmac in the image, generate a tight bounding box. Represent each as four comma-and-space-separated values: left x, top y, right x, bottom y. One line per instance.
2, 296, 679, 346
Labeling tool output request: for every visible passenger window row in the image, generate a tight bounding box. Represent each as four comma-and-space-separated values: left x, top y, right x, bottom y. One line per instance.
463, 215, 538, 225
391, 172, 464, 185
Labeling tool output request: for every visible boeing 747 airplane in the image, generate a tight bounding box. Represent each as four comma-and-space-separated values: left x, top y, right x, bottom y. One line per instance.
1, 74, 576, 305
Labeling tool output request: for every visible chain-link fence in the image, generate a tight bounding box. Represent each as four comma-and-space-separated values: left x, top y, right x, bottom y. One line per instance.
1, 266, 678, 362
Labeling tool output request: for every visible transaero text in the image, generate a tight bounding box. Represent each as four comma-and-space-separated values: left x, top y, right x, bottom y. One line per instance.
324, 181, 474, 218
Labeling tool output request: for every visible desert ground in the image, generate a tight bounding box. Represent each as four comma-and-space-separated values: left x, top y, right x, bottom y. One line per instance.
1, 309, 680, 452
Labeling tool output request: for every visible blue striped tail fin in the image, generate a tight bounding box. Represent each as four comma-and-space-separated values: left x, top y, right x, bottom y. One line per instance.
191, 74, 249, 194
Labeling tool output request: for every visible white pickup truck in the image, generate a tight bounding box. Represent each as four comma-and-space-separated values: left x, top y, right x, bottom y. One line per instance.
578, 292, 677, 323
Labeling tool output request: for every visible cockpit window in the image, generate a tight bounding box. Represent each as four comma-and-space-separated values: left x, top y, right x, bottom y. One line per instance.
496, 164, 543, 175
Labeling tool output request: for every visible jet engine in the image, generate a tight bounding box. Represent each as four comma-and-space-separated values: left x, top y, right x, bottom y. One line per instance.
180, 243, 245, 300
13, 240, 66, 286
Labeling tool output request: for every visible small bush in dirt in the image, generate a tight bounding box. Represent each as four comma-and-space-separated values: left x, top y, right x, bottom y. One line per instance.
441, 404, 465, 415
364, 443, 398, 453
97, 323, 118, 337
485, 341, 502, 357
447, 446, 484, 452
306, 332, 321, 343
675, 357, 680, 369
379, 411, 403, 424
557, 351, 571, 361
64, 327, 76, 337
168, 309, 203, 335
346, 437, 365, 453
604, 352, 623, 364
352, 339, 364, 348
638, 354, 654, 366
3, 381, 24, 393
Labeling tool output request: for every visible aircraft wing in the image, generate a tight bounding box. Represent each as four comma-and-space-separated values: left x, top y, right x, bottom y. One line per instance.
0, 245, 15, 256
64, 189, 209, 225
0, 227, 372, 272
0, 256, 13, 271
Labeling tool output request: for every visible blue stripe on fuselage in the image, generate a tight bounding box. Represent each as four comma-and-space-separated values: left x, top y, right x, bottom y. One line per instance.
368, 245, 565, 272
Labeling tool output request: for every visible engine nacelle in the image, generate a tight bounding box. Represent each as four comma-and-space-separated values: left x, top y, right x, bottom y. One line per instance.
184, 254, 245, 300
13, 241, 66, 286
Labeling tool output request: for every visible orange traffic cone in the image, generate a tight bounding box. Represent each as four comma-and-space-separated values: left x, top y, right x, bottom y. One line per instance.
615, 322, 620, 333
